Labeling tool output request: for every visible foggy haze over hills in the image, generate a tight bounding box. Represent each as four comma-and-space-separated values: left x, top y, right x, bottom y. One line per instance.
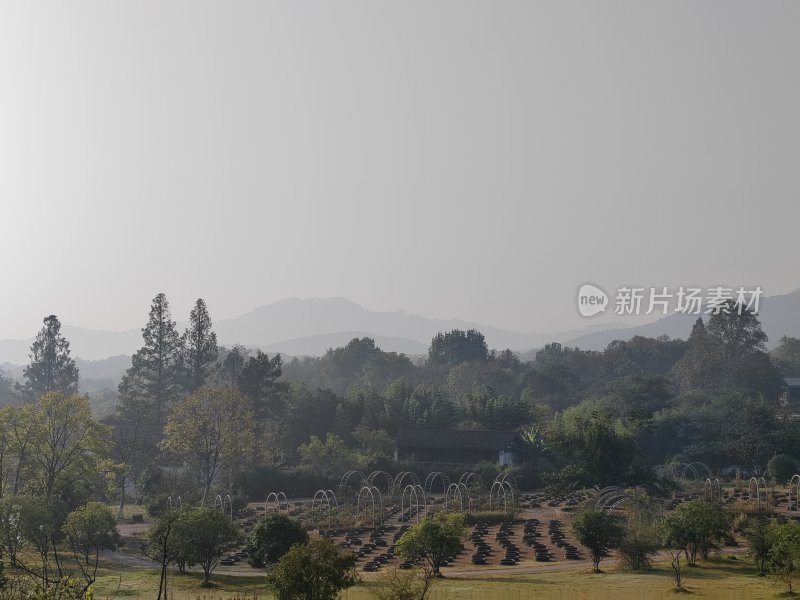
3, 289, 800, 373
2, 3, 799, 346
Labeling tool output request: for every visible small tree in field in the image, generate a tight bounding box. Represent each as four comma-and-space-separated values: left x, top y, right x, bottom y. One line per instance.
659, 499, 729, 565
174, 507, 238, 585
368, 564, 436, 600
768, 454, 798, 486
660, 513, 688, 591
571, 509, 624, 573
247, 513, 308, 567
617, 491, 661, 571
146, 510, 181, 600
267, 538, 358, 600
396, 513, 466, 577
62, 502, 120, 592
744, 514, 775, 575
769, 521, 800, 594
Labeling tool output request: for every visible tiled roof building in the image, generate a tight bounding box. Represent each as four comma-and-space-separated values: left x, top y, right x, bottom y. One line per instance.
394, 429, 520, 466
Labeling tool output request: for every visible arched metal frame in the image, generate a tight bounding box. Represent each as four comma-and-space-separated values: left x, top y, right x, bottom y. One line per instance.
167, 495, 182, 511
265, 491, 288, 513
688, 462, 713, 479
790, 474, 800, 511
653, 464, 678, 481
366, 471, 394, 497
494, 473, 518, 502
681, 463, 700, 481
595, 486, 629, 512
424, 472, 451, 498
401, 484, 426, 523
459, 472, 483, 490
749, 477, 768, 511
704, 478, 721, 504
460, 482, 473, 512
445, 482, 464, 513
312, 489, 337, 525
325, 489, 338, 508
357, 485, 383, 528
489, 480, 513, 514
495, 472, 518, 488
393, 472, 420, 497
338, 471, 366, 499
214, 494, 223, 512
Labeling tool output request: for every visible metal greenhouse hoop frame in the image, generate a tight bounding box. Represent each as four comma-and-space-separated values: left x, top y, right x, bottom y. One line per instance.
338, 470, 366, 499
401, 484, 426, 523
790, 474, 800, 511
366, 471, 394, 497
312, 489, 337, 525
393, 471, 420, 497
265, 491, 288, 513
704, 478, 721, 503
445, 483, 464, 513
357, 485, 384, 528
424, 472, 451, 498
489, 480, 514, 514
595, 487, 629, 512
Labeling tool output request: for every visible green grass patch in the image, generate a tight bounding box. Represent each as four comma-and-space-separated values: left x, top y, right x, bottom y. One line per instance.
87, 554, 794, 600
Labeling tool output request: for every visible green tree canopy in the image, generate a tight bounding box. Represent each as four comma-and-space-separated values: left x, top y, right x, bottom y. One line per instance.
160, 387, 255, 505
768, 454, 798, 485
428, 330, 489, 367
182, 298, 219, 393
672, 304, 783, 399
173, 507, 238, 585
660, 499, 730, 565
27, 392, 111, 499
396, 512, 466, 577
247, 513, 309, 567
267, 538, 358, 600
769, 520, 800, 594
62, 501, 120, 591
571, 509, 625, 572
23, 315, 79, 399
119, 293, 184, 423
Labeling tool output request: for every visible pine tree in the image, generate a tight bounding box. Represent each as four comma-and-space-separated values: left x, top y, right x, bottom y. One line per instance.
672, 301, 782, 398
181, 298, 218, 393
23, 315, 79, 398
239, 351, 283, 418
221, 346, 246, 388
119, 293, 184, 423
689, 316, 706, 342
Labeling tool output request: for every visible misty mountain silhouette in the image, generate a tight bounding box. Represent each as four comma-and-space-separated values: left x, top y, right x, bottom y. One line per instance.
1, 290, 798, 366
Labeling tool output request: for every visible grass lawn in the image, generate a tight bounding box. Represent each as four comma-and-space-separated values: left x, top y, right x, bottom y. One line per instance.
89, 554, 792, 600
108, 502, 149, 522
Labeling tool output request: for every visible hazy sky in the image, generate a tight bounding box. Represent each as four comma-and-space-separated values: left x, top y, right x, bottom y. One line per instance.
1, 1, 798, 340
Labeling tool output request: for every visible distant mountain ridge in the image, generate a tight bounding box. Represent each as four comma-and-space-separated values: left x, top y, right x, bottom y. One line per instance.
0, 297, 585, 363
1, 290, 798, 366
563, 288, 800, 350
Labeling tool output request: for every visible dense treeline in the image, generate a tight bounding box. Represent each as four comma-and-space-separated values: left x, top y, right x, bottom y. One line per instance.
2, 294, 800, 514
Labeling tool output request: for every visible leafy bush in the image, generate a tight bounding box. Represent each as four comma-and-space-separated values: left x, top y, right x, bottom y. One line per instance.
768, 454, 798, 485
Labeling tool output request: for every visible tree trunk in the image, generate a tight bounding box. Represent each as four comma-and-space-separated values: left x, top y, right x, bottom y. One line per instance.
157, 563, 168, 600
671, 553, 682, 590
117, 474, 127, 520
